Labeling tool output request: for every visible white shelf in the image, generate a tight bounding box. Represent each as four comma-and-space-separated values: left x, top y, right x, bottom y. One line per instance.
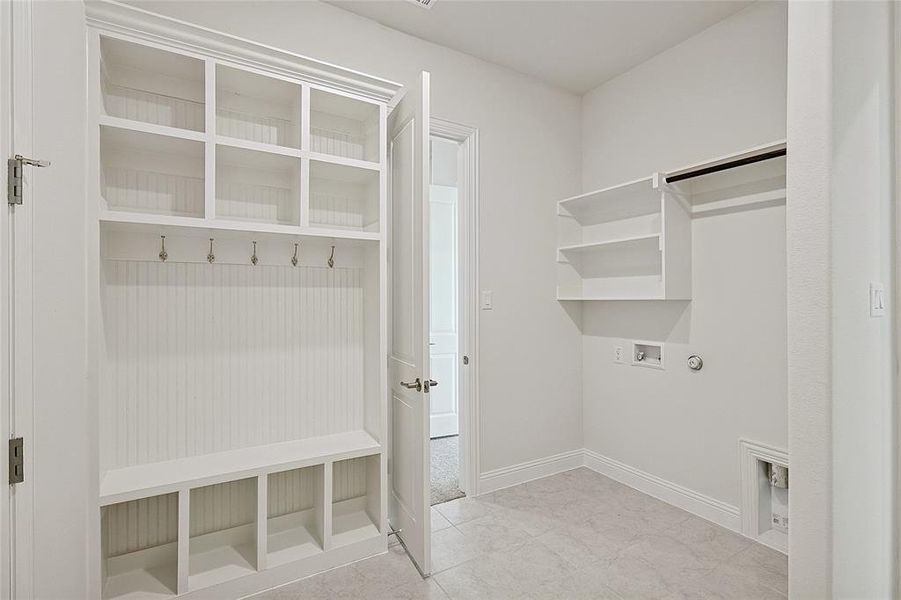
267, 512, 323, 568
216, 135, 303, 158
103, 563, 177, 600
307, 151, 380, 172
99, 210, 381, 243
100, 430, 381, 505
332, 505, 380, 549
99, 114, 206, 143
557, 233, 660, 257
189, 529, 256, 591
558, 176, 661, 224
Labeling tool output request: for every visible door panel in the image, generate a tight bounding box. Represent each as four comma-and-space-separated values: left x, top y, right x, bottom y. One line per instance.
388, 72, 431, 575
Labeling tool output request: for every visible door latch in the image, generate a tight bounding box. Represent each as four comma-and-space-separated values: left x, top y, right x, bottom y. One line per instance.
9, 437, 23, 484
400, 378, 422, 392
423, 379, 438, 393
8, 155, 50, 206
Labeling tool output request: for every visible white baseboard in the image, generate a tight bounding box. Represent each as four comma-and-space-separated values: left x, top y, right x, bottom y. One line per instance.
477, 449, 583, 494
582, 449, 742, 533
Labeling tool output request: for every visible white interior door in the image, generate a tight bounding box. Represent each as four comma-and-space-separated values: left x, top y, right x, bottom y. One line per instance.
429, 184, 459, 438
388, 72, 431, 575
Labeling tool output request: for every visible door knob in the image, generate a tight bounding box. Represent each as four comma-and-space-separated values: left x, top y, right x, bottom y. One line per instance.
400, 378, 422, 392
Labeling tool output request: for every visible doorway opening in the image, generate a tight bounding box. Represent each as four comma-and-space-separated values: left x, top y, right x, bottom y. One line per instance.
428, 119, 478, 508
429, 135, 463, 506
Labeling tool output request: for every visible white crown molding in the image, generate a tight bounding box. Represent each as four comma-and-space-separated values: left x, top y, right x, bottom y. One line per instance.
85, 0, 403, 104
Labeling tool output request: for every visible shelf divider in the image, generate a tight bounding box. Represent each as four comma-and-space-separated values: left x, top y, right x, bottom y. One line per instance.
256, 476, 268, 572
177, 490, 190, 595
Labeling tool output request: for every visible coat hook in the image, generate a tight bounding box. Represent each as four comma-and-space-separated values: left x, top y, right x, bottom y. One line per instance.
291, 242, 299, 267
251, 241, 258, 266
328, 245, 335, 268
159, 235, 168, 262
207, 238, 215, 264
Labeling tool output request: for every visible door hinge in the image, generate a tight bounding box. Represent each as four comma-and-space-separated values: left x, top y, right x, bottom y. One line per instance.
8, 155, 50, 206
8, 437, 23, 484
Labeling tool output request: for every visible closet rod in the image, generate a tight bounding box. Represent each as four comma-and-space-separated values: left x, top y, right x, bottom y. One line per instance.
665, 148, 786, 184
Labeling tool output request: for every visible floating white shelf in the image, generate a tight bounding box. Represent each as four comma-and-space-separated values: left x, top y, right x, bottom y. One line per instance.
100, 430, 381, 505
215, 135, 303, 159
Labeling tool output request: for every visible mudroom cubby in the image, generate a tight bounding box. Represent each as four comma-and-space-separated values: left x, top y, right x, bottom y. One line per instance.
89, 15, 397, 597
309, 159, 380, 232
309, 88, 381, 163
101, 494, 179, 600
216, 65, 301, 150
215, 145, 301, 225
188, 479, 259, 590
266, 466, 326, 568
100, 127, 205, 218
99, 36, 205, 133
331, 455, 382, 549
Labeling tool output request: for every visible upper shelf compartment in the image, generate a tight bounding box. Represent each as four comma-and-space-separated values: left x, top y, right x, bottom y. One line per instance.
217, 65, 301, 150
100, 36, 205, 133
664, 141, 786, 216
310, 89, 380, 164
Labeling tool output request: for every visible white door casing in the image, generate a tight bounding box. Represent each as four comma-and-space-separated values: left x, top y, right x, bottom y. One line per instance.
388, 71, 431, 575
429, 183, 459, 438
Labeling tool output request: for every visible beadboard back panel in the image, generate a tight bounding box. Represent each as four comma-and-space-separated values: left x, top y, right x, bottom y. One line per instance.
103, 493, 179, 557
268, 467, 316, 518
333, 457, 368, 503
191, 479, 256, 537
100, 260, 366, 471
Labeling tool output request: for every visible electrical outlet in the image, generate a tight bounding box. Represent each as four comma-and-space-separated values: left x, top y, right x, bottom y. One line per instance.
772, 513, 789, 533
613, 346, 625, 364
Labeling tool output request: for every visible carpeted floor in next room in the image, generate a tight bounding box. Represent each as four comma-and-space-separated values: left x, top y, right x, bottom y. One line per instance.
431, 435, 465, 505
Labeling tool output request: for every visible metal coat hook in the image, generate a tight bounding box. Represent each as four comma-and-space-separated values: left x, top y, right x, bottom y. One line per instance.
159, 235, 168, 262
291, 243, 299, 267
207, 238, 215, 264
328, 245, 335, 269
251, 241, 258, 266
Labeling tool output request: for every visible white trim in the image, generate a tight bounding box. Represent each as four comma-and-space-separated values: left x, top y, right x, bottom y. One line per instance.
430, 118, 480, 497
583, 449, 741, 533
3, 1, 36, 597
478, 450, 584, 494
738, 439, 789, 554
85, 0, 402, 103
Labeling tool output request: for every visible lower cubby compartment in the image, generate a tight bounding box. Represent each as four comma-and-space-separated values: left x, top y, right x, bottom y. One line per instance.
331, 454, 381, 549
102, 494, 179, 600
189, 479, 258, 590
267, 466, 326, 567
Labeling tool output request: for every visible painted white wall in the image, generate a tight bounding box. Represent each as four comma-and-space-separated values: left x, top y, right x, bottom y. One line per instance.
580, 1, 788, 509
787, 2, 897, 595
830, 1, 894, 596
129, 0, 585, 475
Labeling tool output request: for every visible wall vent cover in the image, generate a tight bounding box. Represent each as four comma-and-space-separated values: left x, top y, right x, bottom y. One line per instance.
406, 0, 437, 8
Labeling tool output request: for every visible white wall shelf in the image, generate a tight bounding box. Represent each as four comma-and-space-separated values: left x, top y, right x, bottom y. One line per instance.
556, 141, 786, 301
88, 17, 398, 597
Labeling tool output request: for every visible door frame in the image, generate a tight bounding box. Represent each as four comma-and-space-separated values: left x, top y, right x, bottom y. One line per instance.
1, 1, 35, 597
430, 117, 480, 497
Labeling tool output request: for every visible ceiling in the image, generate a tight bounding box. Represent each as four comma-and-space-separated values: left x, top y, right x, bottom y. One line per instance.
324, 0, 752, 94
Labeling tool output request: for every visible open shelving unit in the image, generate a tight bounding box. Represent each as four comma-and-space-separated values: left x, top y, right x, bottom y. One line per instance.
88, 17, 398, 598
556, 141, 786, 301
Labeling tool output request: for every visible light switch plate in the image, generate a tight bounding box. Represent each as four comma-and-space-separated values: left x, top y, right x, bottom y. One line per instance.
480, 290, 493, 310
613, 346, 625, 364
870, 282, 886, 317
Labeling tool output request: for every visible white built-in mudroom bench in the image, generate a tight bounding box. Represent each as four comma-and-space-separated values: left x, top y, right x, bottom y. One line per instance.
87, 3, 401, 597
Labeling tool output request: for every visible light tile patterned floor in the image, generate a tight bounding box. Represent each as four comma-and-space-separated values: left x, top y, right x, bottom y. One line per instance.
253, 468, 787, 599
